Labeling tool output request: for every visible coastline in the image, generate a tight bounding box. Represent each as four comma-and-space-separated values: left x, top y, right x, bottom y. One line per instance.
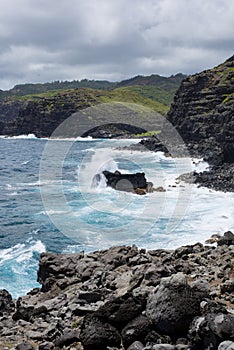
0, 232, 234, 350
0, 136, 233, 349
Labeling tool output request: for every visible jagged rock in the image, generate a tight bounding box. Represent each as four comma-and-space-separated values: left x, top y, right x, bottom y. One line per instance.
146, 272, 209, 335
102, 170, 149, 194
121, 315, 151, 347
0, 233, 234, 349
94, 292, 146, 329
55, 330, 80, 347
79, 314, 121, 350
217, 231, 234, 246
37, 251, 84, 291
139, 135, 169, 154
200, 300, 228, 315
165, 55, 234, 192
0, 289, 15, 314
12, 298, 34, 321
189, 313, 234, 349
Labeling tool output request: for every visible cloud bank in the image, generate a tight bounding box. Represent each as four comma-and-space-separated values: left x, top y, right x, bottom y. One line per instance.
0, 0, 233, 89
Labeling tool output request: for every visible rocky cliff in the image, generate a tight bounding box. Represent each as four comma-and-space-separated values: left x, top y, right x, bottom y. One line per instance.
167, 55, 234, 165
141, 56, 234, 192
0, 88, 166, 138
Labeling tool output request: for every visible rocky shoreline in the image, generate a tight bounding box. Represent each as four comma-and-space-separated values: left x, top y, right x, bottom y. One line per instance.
139, 136, 234, 192
0, 232, 234, 350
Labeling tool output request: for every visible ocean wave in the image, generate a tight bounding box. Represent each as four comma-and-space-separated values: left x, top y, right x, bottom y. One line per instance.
0, 133, 38, 139
0, 239, 46, 298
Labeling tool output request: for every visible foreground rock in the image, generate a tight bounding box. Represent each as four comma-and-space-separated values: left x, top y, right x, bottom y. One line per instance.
0, 232, 234, 350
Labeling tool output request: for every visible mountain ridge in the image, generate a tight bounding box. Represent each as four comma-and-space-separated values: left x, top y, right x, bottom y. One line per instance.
0, 73, 185, 137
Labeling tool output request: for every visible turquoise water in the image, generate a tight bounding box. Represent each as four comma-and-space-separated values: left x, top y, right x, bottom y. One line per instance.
0, 136, 233, 297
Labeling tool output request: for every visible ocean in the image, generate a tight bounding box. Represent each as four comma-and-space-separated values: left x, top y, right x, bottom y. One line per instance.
0, 135, 233, 298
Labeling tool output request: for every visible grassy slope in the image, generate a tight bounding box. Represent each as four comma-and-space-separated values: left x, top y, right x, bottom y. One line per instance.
6, 87, 169, 116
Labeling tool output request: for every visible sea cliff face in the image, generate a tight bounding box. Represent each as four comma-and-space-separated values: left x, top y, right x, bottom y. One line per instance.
141, 55, 234, 192
167, 55, 234, 165
0, 90, 100, 138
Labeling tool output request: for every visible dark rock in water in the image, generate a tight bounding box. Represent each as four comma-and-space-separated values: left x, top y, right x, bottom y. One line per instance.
82, 123, 147, 139
103, 170, 147, 190
80, 314, 121, 350
139, 135, 169, 154
102, 170, 152, 194
146, 272, 209, 335
0, 289, 15, 314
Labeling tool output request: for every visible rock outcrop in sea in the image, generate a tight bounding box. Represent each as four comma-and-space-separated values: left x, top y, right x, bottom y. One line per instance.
102, 170, 154, 195
0, 232, 234, 350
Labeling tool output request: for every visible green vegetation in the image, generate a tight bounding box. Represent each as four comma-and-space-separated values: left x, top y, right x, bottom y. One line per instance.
133, 130, 161, 137
115, 85, 175, 107
98, 89, 169, 115
0, 73, 186, 136
2, 80, 116, 97
1, 86, 169, 117
222, 93, 234, 103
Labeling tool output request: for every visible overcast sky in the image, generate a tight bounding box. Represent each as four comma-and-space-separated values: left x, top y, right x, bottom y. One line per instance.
0, 0, 233, 90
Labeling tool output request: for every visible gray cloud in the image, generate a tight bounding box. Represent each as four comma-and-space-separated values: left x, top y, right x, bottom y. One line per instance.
0, 0, 233, 89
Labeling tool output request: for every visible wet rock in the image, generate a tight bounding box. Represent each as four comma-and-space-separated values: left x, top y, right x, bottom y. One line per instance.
139, 135, 169, 154
102, 170, 149, 194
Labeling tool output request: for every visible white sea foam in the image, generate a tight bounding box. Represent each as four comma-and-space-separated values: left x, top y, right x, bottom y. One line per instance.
0, 133, 38, 139
0, 240, 45, 266
0, 240, 46, 298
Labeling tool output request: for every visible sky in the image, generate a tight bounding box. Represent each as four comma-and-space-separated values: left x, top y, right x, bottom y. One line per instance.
0, 0, 234, 90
